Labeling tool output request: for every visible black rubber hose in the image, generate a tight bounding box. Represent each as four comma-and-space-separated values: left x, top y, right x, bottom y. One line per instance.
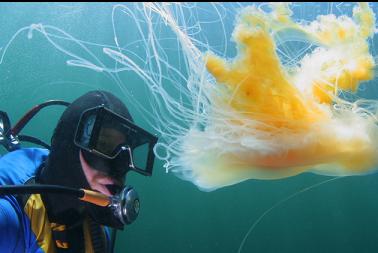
0, 184, 84, 198
18, 135, 51, 150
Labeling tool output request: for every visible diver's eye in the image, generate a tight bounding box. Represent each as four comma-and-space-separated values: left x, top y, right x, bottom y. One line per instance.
106, 184, 122, 195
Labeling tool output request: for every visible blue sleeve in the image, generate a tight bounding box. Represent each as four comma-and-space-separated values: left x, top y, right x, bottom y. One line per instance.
0, 198, 23, 251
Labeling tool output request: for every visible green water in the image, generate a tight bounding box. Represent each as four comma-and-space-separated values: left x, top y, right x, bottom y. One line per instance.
1, 2, 378, 253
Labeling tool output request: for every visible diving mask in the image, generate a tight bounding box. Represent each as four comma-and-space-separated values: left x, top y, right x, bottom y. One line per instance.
74, 105, 158, 176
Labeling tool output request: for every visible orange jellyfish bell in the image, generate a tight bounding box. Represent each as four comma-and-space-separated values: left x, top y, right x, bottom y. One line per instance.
170, 3, 378, 190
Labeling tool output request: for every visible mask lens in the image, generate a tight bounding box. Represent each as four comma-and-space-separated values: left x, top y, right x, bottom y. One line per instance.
80, 114, 96, 147
132, 143, 149, 172
96, 127, 126, 157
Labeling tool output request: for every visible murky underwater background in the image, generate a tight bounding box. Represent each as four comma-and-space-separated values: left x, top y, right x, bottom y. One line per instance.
2, 2, 378, 252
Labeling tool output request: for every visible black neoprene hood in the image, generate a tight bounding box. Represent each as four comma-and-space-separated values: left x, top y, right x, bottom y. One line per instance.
39, 90, 133, 226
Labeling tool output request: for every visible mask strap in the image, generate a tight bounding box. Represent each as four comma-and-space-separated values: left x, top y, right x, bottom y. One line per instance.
121, 146, 135, 169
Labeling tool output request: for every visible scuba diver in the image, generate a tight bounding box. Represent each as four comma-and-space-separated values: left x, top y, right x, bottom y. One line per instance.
0, 90, 158, 253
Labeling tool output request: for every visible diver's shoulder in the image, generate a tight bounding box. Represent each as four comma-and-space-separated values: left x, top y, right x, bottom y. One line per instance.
0, 148, 49, 185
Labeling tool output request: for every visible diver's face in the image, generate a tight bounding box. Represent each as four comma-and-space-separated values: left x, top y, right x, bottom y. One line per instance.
79, 150, 122, 196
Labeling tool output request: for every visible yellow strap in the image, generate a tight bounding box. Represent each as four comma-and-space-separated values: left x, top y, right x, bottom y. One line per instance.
24, 194, 56, 253
50, 223, 67, 232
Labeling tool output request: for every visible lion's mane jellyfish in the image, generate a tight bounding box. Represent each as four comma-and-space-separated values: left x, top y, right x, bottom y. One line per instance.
157, 3, 378, 190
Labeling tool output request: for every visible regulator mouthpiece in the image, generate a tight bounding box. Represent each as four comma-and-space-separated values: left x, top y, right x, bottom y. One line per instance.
109, 186, 139, 225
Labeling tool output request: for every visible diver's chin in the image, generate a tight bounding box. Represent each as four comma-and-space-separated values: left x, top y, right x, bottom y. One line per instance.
90, 172, 122, 196
94, 183, 112, 196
